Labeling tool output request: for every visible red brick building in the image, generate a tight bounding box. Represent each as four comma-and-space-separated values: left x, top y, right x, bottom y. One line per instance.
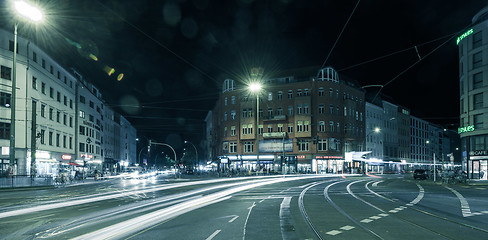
210, 67, 365, 174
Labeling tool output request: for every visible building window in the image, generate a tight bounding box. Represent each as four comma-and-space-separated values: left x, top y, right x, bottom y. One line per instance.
63, 114, 67, 125
473, 31, 482, 49
258, 125, 263, 135
70, 99, 73, 109
298, 140, 309, 152
224, 127, 227, 137
329, 121, 335, 132
330, 104, 334, 114
268, 92, 273, 101
231, 126, 236, 136
248, 124, 253, 135
79, 110, 85, 118
318, 104, 325, 114
69, 137, 73, 149
63, 135, 67, 148
473, 72, 483, 89
277, 91, 283, 100
242, 125, 248, 135
244, 141, 254, 153
304, 121, 309, 132
288, 125, 293, 133
242, 109, 247, 118
304, 104, 309, 114
474, 93, 483, 110
288, 90, 293, 99
297, 121, 303, 132
56, 111, 60, 123
50, 65, 53, 74
1, 66, 11, 80
33, 51, 37, 62
32, 77, 37, 89
224, 97, 227, 106
277, 124, 283, 132
474, 114, 484, 129
8, 40, 18, 53
57, 71, 60, 79
268, 107, 273, 117
56, 92, 61, 102
277, 107, 283, 115
80, 95, 85, 104
1, 92, 11, 107
318, 139, 327, 151
70, 116, 73, 127
42, 59, 46, 68
0, 122, 10, 139
41, 82, 46, 94
89, 114, 94, 122
288, 106, 293, 116
304, 89, 309, 96
297, 104, 302, 115
229, 142, 237, 153
40, 104, 45, 117
231, 110, 236, 120
79, 142, 85, 152
231, 96, 236, 104
473, 51, 482, 69
224, 112, 227, 121
297, 89, 302, 97
319, 121, 325, 132
49, 87, 54, 98
318, 87, 324, 96
89, 101, 94, 108
39, 129, 45, 144
48, 131, 53, 145
49, 108, 53, 120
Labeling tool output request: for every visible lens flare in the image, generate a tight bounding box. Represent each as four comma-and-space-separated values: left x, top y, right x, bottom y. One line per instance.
104, 66, 115, 76
89, 53, 98, 61
117, 73, 124, 81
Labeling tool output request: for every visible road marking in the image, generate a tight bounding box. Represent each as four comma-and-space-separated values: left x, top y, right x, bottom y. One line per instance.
360, 219, 373, 223
340, 225, 355, 231
243, 202, 256, 240
372, 181, 384, 187
280, 196, 298, 240
389, 210, 398, 213
205, 230, 221, 240
326, 230, 342, 235
445, 186, 472, 217
370, 216, 382, 220
229, 216, 239, 223
407, 184, 424, 206
378, 213, 389, 217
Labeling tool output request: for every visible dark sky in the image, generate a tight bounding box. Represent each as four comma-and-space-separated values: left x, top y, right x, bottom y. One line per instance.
2, 0, 488, 148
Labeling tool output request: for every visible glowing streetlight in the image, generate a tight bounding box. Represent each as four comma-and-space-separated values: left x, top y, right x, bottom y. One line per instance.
248, 82, 262, 172
9, 0, 43, 174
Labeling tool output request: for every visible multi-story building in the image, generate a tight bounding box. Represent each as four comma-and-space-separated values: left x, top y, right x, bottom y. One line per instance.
210, 67, 365, 174
410, 116, 430, 164
119, 114, 136, 166
458, 7, 488, 179
0, 28, 136, 177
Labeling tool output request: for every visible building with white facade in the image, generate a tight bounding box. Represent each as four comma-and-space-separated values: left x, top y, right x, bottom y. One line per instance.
0, 28, 136, 177
458, 7, 488, 179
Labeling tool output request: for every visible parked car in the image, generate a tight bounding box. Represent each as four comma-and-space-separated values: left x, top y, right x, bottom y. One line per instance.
413, 169, 428, 180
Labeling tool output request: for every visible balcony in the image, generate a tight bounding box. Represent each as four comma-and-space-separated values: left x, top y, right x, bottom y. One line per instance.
263, 115, 287, 122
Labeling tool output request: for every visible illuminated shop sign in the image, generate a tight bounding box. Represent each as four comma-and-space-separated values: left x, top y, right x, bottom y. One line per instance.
457, 29, 473, 45
458, 125, 475, 134
62, 155, 72, 160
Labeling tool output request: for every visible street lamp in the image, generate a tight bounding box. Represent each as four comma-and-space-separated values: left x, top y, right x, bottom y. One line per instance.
249, 82, 262, 172
184, 140, 198, 170
9, 0, 43, 173
363, 127, 381, 174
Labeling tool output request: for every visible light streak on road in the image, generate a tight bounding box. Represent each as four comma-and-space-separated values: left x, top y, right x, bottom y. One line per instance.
74, 176, 324, 240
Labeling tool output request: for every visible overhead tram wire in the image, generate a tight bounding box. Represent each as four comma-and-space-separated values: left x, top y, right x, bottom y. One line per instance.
320, 0, 361, 69
96, 1, 218, 84
337, 32, 457, 72
371, 24, 476, 103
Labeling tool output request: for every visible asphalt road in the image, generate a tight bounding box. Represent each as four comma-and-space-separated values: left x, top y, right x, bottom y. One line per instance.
0, 174, 487, 240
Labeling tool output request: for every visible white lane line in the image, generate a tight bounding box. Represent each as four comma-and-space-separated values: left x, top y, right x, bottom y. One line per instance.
370, 216, 382, 220
340, 225, 355, 231
280, 196, 298, 240
408, 183, 424, 206
372, 181, 384, 187
360, 219, 373, 223
326, 230, 342, 235
378, 213, 389, 217
229, 216, 239, 223
389, 210, 398, 213
445, 186, 472, 217
205, 230, 221, 240
243, 202, 256, 240
347, 180, 385, 212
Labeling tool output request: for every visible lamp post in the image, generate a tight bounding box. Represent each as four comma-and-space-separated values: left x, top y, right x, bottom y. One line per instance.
9, 1, 43, 173
249, 82, 262, 172
364, 127, 381, 174
184, 140, 198, 170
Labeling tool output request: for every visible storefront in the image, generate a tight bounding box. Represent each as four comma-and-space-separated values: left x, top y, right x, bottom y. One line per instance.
312, 155, 345, 174
468, 151, 488, 180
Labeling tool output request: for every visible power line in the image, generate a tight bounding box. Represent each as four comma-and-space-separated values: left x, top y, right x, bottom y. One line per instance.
320, 0, 361, 69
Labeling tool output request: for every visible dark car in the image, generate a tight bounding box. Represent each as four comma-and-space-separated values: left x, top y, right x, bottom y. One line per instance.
414, 169, 428, 180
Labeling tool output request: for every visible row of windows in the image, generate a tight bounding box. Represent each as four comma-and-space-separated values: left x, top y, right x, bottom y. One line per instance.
38, 129, 73, 149
222, 121, 363, 137
224, 106, 363, 121
25, 44, 75, 89
79, 143, 101, 154
32, 77, 74, 109
79, 126, 101, 140
40, 104, 73, 127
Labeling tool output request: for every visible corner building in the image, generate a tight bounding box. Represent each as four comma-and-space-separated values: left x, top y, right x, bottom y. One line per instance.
459, 7, 488, 179
211, 67, 365, 174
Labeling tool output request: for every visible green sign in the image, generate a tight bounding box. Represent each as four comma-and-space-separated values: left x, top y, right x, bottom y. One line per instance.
457, 29, 473, 45
458, 125, 475, 134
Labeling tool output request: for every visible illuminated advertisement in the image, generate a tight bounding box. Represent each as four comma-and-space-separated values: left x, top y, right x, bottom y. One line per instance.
259, 139, 293, 153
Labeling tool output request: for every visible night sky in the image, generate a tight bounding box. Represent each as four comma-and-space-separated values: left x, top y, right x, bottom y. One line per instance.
1, 0, 487, 149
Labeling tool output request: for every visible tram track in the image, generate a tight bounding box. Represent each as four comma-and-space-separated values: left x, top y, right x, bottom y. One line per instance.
298, 178, 488, 240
